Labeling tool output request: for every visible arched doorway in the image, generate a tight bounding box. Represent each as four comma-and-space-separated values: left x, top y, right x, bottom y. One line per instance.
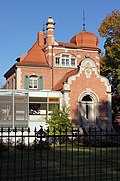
78, 91, 99, 127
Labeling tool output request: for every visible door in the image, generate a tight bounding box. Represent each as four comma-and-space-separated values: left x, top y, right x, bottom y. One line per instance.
79, 95, 95, 127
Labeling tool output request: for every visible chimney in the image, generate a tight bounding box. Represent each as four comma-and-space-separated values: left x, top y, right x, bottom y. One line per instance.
37, 32, 46, 47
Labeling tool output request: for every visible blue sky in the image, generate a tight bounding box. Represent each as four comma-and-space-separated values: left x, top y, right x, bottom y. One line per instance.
0, 0, 120, 86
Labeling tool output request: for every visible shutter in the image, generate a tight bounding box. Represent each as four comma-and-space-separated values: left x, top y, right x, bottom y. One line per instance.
38, 76, 43, 90
24, 75, 29, 89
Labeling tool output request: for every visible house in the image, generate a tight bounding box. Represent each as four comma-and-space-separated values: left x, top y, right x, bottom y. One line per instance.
3, 17, 112, 130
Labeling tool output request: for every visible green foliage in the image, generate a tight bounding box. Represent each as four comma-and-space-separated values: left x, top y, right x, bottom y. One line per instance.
46, 105, 72, 135
112, 95, 120, 117
98, 9, 120, 90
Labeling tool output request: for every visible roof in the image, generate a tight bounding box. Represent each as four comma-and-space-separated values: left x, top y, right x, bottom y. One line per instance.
58, 42, 77, 48
16, 41, 48, 67
53, 68, 79, 91
4, 64, 16, 79
70, 31, 99, 48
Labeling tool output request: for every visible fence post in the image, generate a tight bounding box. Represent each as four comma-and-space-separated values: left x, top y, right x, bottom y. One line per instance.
0, 128, 3, 181
36, 126, 46, 149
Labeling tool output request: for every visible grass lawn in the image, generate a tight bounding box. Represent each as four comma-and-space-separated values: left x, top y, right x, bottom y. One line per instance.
1, 143, 120, 181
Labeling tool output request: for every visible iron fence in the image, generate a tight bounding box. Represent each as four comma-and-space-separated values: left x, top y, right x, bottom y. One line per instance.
0, 127, 120, 181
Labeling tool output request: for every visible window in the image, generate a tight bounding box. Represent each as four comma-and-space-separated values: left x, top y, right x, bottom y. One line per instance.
82, 95, 92, 101
29, 103, 47, 115
55, 54, 76, 68
29, 97, 60, 116
24, 75, 43, 90
71, 58, 75, 67
29, 76, 38, 89
55, 57, 60, 66
66, 59, 69, 66
62, 55, 69, 66
48, 97, 60, 114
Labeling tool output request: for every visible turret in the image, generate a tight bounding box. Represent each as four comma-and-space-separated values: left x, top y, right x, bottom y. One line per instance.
46, 17, 55, 46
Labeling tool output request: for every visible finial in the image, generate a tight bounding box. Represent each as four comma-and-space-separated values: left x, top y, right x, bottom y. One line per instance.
42, 21, 45, 33
83, 9, 86, 31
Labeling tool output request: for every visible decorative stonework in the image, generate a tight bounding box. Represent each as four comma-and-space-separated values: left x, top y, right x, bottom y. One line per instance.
77, 54, 81, 58
85, 54, 90, 58
81, 58, 96, 68
85, 62, 92, 78
78, 90, 99, 102
81, 58, 96, 78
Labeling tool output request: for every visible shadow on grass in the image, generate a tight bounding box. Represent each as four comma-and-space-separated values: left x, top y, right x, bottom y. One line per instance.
1, 142, 120, 181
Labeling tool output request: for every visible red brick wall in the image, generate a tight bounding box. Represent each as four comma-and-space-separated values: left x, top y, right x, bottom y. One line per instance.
68, 71, 108, 119
6, 74, 15, 89
20, 67, 52, 90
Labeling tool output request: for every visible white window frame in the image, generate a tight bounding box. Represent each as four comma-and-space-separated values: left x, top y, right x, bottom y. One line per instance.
55, 54, 77, 68
71, 58, 76, 67
62, 55, 70, 67
55, 57, 60, 66
29, 76, 38, 89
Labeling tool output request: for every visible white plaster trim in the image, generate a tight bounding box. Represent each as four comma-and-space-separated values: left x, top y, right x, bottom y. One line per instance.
77, 55, 81, 58
46, 53, 55, 56
65, 49, 68, 52
95, 56, 100, 60
16, 68, 21, 89
47, 29, 54, 31
63, 83, 70, 91
107, 92, 112, 126
53, 47, 99, 53
78, 90, 99, 102
46, 46, 52, 50
63, 91, 70, 107
80, 58, 111, 92
47, 35, 54, 37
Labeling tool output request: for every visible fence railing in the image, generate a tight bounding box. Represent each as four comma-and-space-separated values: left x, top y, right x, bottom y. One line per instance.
0, 127, 120, 181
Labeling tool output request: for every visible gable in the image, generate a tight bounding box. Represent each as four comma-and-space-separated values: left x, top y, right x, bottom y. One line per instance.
17, 41, 48, 67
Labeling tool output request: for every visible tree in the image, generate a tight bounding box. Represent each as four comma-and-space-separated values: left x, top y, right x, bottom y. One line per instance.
112, 94, 120, 125
46, 105, 72, 135
98, 10, 120, 93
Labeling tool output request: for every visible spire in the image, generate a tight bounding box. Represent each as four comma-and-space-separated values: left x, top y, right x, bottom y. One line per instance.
42, 21, 45, 33
82, 10, 86, 31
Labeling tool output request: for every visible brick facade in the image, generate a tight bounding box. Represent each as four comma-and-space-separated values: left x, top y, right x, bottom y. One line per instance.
4, 17, 112, 128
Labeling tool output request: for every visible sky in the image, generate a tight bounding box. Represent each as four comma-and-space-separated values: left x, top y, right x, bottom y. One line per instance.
0, 0, 120, 86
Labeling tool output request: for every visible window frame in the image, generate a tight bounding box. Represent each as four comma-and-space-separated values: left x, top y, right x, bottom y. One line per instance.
55, 54, 77, 68
29, 76, 38, 89
55, 57, 60, 66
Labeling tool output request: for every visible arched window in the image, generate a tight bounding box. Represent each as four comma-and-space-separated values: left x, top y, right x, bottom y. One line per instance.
24, 74, 43, 90
82, 95, 92, 102
29, 75, 38, 89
